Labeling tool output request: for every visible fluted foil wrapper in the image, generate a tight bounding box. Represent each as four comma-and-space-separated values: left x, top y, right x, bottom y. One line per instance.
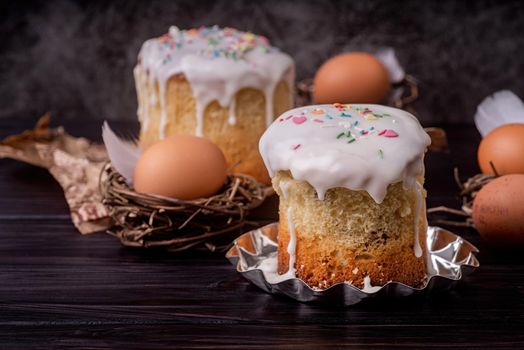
226, 223, 479, 306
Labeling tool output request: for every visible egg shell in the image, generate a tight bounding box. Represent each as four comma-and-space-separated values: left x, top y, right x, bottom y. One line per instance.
313, 52, 390, 104
472, 174, 524, 247
477, 123, 524, 175
134, 135, 227, 200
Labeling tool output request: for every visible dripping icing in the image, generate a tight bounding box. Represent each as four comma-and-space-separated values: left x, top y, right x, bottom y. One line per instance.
362, 276, 381, 293
279, 179, 291, 200
228, 96, 237, 125
413, 182, 423, 258
254, 201, 297, 282
135, 26, 294, 139
134, 67, 150, 132
285, 206, 297, 276
195, 98, 205, 137
158, 79, 168, 139
133, 67, 144, 129
259, 104, 431, 204
264, 83, 276, 127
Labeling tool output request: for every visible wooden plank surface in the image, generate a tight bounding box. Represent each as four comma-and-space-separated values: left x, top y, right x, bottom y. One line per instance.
0, 118, 522, 348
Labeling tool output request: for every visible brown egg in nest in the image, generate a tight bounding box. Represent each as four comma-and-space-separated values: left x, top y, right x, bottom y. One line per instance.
472, 174, 524, 247
313, 52, 390, 104
134, 135, 227, 200
478, 123, 524, 175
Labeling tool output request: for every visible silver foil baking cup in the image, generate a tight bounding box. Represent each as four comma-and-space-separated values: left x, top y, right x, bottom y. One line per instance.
226, 223, 479, 305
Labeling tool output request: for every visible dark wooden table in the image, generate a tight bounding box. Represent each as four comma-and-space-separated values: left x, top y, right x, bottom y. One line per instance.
0, 118, 523, 349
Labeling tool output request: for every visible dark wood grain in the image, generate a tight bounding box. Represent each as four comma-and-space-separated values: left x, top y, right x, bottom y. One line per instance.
0, 119, 523, 348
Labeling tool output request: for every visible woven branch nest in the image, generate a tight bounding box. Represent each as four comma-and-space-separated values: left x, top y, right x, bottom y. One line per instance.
100, 164, 270, 252
295, 75, 419, 113
427, 166, 498, 228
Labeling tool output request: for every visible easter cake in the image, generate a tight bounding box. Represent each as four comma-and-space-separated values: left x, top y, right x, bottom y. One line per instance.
259, 104, 431, 289
134, 26, 295, 184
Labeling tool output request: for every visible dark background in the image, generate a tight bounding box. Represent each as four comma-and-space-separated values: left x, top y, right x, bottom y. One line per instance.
2, 0, 524, 125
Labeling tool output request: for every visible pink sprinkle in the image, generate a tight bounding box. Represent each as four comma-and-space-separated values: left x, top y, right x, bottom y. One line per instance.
381, 129, 399, 137
361, 131, 368, 135
285, 115, 294, 120
292, 144, 301, 150
378, 129, 386, 136
292, 116, 307, 125
313, 118, 324, 123
279, 118, 284, 122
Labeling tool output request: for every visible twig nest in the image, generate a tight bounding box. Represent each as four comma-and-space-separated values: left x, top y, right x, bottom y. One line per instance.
100, 164, 268, 252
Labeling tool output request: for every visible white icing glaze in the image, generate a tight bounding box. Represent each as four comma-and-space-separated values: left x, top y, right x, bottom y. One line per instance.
134, 66, 149, 132
413, 182, 424, 257
259, 104, 431, 204
285, 207, 297, 276
279, 180, 291, 200
256, 253, 295, 284
254, 206, 297, 283
136, 26, 295, 138
227, 96, 237, 126
158, 80, 168, 138
258, 183, 297, 281
362, 275, 381, 293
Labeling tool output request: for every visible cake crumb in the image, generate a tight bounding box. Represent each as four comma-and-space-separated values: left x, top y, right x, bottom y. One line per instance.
352, 267, 359, 274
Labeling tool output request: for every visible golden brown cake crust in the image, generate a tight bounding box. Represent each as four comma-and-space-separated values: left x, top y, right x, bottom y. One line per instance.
136, 69, 292, 184
278, 214, 427, 289
274, 171, 427, 289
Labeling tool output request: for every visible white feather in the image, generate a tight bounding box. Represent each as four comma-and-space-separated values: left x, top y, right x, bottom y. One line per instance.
475, 90, 524, 137
375, 48, 405, 84
102, 121, 141, 184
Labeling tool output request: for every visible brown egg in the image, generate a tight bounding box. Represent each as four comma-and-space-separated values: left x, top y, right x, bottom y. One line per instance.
478, 123, 524, 175
134, 135, 227, 200
472, 174, 524, 247
313, 52, 390, 104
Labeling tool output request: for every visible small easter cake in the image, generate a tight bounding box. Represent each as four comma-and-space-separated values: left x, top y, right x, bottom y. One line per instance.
135, 26, 295, 183
259, 104, 431, 289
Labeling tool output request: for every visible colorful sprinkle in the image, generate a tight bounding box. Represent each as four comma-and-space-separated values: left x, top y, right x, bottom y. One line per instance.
364, 114, 379, 121
340, 112, 352, 118
311, 108, 325, 115
292, 116, 307, 125
292, 144, 301, 150
156, 26, 274, 63
380, 129, 399, 137
313, 118, 324, 123
325, 114, 333, 119
347, 137, 356, 144
378, 149, 384, 159
336, 132, 345, 139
